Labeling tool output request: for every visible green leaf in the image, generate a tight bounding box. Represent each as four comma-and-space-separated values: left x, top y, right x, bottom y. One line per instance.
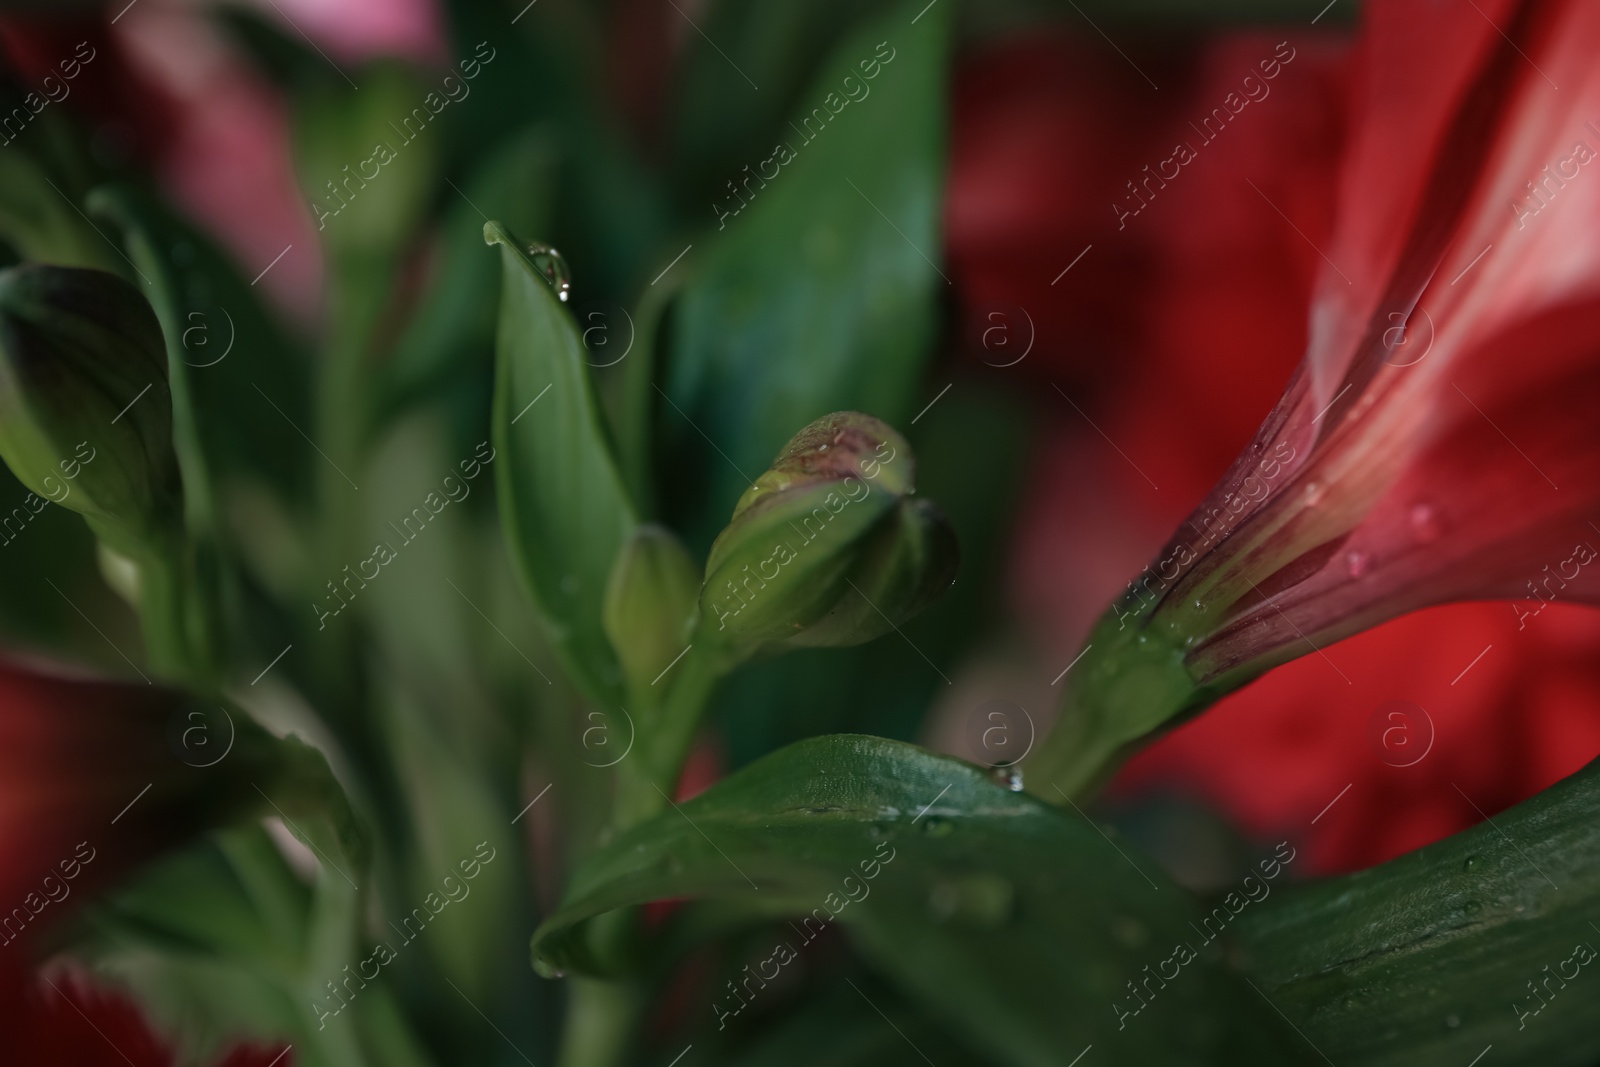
659, 0, 951, 549
89, 185, 313, 513
723, 972, 990, 1066
668, 0, 899, 200
487, 221, 637, 704
0, 149, 115, 272
1235, 757, 1600, 1067
293, 61, 437, 265
533, 735, 1311, 1066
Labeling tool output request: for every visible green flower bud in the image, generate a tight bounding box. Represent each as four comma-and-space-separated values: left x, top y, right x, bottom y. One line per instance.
701, 411, 957, 653
603, 524, 701, 698
0, 264, 181, 549
785, 496, 958, 649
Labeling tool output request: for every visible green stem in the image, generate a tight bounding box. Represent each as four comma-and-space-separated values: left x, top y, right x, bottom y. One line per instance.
614, 642, 726, 828
556, 979, 643, 1067
1024, 614, 1199, 803
130, 524, 223, 689
1021, 686, 1128, 803
558, 642, 729, 1066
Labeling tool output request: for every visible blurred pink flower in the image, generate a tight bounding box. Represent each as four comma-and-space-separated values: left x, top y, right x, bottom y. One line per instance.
113, 0, 443, 325
237, 0, 441, 65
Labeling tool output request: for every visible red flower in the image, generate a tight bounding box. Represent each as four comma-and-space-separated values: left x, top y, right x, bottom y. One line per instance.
0, 954, 292, 1066
1022, 0, 1600, 795
946, 30, 1348, 396
0, 655, 297, 953
947, 4, 1600, 870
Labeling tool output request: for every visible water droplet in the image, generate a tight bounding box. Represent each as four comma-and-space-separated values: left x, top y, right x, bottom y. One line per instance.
1463, 855, 1480, 872
525, 243, 572, 302
1410, 503, 1443, 543
921, 816, 954, 838
1345, 551, 1372, 578
1193, 599, 1207, 613
1303, 482, 1326, 505
990, 765, 1024, 792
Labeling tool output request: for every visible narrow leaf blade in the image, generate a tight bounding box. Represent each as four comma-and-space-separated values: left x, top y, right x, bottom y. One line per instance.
487, 221, 636, 703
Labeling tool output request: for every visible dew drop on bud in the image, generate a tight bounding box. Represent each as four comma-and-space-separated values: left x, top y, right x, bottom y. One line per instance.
1410, 502, 1442, 543
1303, 481, 1326, 506
1192, 599, 1207, 613
524, 243, 572, 302
1345, 551, 1372, 578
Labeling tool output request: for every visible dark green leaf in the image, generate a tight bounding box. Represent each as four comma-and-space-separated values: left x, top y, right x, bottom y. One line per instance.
0, 149, 115, 272
722, 972, 991, 1067
487, 221, 637, 704
1235, 757, 1600, 1067
660, 0, 951, 550
668, 0, 899, 201
533, 735, 1312, 1066
89, 186, 312, 512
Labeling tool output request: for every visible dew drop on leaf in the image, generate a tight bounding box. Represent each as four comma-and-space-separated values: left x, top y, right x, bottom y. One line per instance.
525, 243, 572, 302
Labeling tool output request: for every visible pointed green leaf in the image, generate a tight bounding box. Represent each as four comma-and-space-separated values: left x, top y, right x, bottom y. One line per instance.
532, 735, 1310, 1065
1236, 756, 1600, 1067
487, 221, 637, 703
661, 0, 951, 548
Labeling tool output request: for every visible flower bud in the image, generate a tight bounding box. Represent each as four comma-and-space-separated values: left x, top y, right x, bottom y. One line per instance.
603, 524, 701, 697
0, 265, 180, 550
701, 412, 956, 652
785, 496, 958, 649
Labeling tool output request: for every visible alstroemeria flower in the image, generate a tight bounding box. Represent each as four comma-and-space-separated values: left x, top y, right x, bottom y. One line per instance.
1031, 0, 1600, 793
0, 955, 292, 1065
0, 655, 315, 952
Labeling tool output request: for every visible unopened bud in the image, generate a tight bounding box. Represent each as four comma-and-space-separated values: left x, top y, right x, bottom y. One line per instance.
0, 265, 180, 549
603, 524, 700, 697
701, 412, 957, 652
